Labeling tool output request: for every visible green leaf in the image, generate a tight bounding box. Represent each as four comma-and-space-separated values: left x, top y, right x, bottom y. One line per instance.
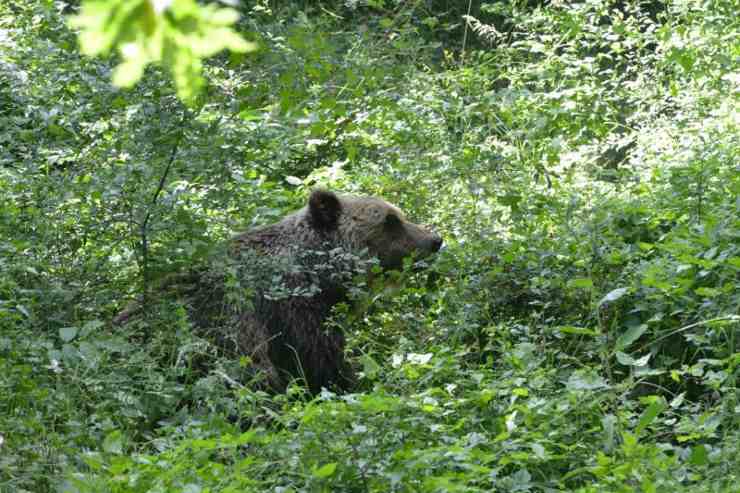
81, 320, 104, 337
59, 326, 78, 342
530, 442, 546, 459
634, 397, 666, 436
566, 370, 608, 391
616, 351, 650, 367
673, 49, 695, 72
102, 430, 124, 454
556, 325, 599, 336
615, 351, 635, 365
313, 462, 337, 478
568, 278, 593, 289
689, 445, 708, 466
632, 353, 651, 367
357, 394, 398, 413
598, 287, 629, 307
239, 109, 265, 121
602, 414, 617, 452
16, 305, 30, 318
359, 353, 381, 379
112, 58, 147, 87
498, 194, 522, 209
695, 287, 721, 297
209, 8, 240, 25
478, 388, 494, 405
616, 323, 647, 350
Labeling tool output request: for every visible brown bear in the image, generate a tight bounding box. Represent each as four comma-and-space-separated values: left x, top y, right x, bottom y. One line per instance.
118, 190, 442, 393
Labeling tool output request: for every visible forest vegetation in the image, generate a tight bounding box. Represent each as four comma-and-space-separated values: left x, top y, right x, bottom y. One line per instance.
1, 0, 739, 491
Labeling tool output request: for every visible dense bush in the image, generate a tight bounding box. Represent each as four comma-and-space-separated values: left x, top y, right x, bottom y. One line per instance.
1, 0, 738, 492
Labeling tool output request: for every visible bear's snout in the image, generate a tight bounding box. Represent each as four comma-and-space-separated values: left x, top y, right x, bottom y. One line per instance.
417, 224, 442, 254
429, 234, 443, 252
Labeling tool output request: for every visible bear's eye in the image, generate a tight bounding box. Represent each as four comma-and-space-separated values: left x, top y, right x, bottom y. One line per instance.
384, 213, 402, 229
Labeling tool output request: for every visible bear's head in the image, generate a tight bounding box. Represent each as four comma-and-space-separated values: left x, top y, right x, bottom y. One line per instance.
307, 189, 443, 270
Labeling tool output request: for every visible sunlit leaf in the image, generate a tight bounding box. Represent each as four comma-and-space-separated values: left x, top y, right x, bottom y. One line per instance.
568, 278, 593, 289
635, 397, 666, 436
598, 287, 629, 307
615, 351, 635, 365
556, 326, 599, 336
313, 462, 337, 478
102, 430, 124, 454
69, 0, 256, 104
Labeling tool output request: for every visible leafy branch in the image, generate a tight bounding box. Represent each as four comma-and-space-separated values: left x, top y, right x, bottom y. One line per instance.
69, 0, 257, 105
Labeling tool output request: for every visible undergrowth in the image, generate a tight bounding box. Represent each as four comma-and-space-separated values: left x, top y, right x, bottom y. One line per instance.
1, 0, 738, 491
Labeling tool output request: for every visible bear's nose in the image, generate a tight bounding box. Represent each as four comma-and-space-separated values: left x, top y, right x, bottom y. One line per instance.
430, 235, 443, 252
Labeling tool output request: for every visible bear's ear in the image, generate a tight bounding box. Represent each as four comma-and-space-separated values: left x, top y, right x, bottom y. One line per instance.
308, 189, 342, 230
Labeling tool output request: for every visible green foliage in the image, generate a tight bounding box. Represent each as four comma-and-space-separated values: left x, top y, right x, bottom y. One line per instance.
69, 0, 256, 104
2, 0, 739, 492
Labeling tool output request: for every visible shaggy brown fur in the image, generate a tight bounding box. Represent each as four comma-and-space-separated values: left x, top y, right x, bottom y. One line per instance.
118, 190, 442, 393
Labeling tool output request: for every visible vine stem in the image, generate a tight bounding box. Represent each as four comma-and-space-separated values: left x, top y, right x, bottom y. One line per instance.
635, 315, 740, 353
